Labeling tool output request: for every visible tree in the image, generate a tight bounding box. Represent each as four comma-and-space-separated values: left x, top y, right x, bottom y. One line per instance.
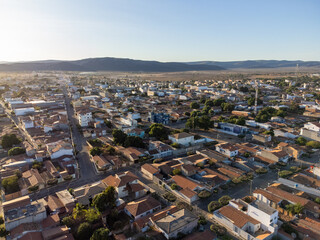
171, 142, 180, 148
315, 197, 320, 204
1, 134, 22, 148
247, 97, 262, 106
124, 136, 145, 148
235, 117, 246, 126
213, 98, 226, 106
62, 216, 75, 227
198, 216, 207, 225
190, 102, 200, 109
208, 201, 221, 212
77, 222, 93, 240
104, 120, 112, 128
32, 161, 44, 171
172, 168, 181, 175
198, 115, 211, 130
295, 136, 307, 146
306, 141, 320, 149
218, 195, 231, 206
85, 208, 101, 224
8, 147, 26, 156
148, 123, 168, 140
185, 117, 199, 130
73, 203, 87, 220
90, 147, 102, 156
205, 100, 214, 107
0, 226, 9, 238
92, 186, 116, 212
112, 129, 127, 145
239, 86, 249, 92
90, 228, 110, 240
105, 146, 115, 155
171, 183, 178, 190
2, 175, 19, 194
221, 103, 235, 112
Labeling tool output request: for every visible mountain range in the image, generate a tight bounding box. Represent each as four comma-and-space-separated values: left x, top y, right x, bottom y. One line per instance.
0, 57, 319, 72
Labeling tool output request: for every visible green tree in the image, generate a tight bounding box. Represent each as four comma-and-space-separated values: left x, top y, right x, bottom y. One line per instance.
172, 168, 182, 175
2, 175, 19, 194
92, 186, 116, 212
208, 201, 221, 212
90, 228, 110, 240
112, 129, 127, 145
124, 136, 145, 148
77, 222, 93, 240
198, 115, 211, 130
205, 100, 214, 107
32, 161, 44, 171
73, 203, 87, 220
105, 146, 115, 155
0, 226, 9, 237
104, 120, 112, 128
90, 147, 102, 156
219, 195, 231, 206
148, 123, 168, 140
1, 134, 22, 148
85, 208, 101, 224
221, 103, 235, 112
185, 117, 199, 130
171, 183, 178, 190
213, 98, 226, 106
8, 147, 26, 156
295, 136, 307, 146
62, 216, 75, 227
306, 141, 320, 149
190, 102, 200, 109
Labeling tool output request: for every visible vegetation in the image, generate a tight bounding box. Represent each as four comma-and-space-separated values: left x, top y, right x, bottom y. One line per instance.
163, 192, 176, 202
90, 228, 110, 240
306, 141, 320, 149
208, 201, 221, 212
171, 142, 180, 148
62, 216, 75, 227
198, 215, 207, 225
176, 201, 193, 211
198, 190, 212, 199
255, 167, 268, 174
88, 139, 103, 147
295, 136, 307, 146
172, 168, 181, 175
190, 102, 200, 109
148, 123, 169, 140
85, 208, 101, 224
210, 224, 227, 236
170, 183, 178, 190
123, 135, 145, 148
2, 175, 19, 194
112, 129, 127, 145
219, 195, 232, 206
1, 134, 22, 148
92, 186, 116, 212
32, 161, 44, 171
77, 222, 93, 240
90, 147, 102, 156
8, 147, 26, 156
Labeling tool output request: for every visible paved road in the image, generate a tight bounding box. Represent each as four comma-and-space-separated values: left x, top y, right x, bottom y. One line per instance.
63, 87, 97, 181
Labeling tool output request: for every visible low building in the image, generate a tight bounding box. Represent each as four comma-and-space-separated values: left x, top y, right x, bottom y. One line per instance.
124, 196, 161, 220
215, 143, 238, 158
169, 132, 194, 147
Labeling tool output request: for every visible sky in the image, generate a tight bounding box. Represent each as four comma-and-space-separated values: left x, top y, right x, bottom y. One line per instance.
0, 0, 319, 62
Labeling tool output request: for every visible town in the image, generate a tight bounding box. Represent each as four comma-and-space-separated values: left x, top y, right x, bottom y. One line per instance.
0, 71, 319, 240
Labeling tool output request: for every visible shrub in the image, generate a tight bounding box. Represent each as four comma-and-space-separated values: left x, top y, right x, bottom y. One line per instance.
163, 192, 176, 202
0, 216, 4, 225
47, 178, 58, 186
0, 226, 9, 237
306, 141, 320, 149
208, 201, 221, 212
8, 147, 26, 156
172, 168, 181, 175
171, 142, 180, 148
90, 147, 102, 156
28, 185, 39, 192
176, 201, 193, 211
279, 170, 293, 178
219, 195, 231, 206
90, 228, 110, 240
210, 224, 226, 236
314, 197, 320, 204
171, 183, 178, 190
62, 216, 75, 227
77, 222, 93, 240
113, 220, 122, 230
198, 190, 212, 199
198, 216, 207, 225
255, 167, 268, 174
153, 158, 163, 163
64, 175, 73, 181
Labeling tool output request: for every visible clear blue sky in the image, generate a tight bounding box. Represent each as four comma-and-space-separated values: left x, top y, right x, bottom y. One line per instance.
0, 0, 319, 62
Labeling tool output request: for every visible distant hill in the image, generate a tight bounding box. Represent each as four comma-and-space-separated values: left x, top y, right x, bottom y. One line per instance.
0, 57, 224, 72
187, 60, 320, 69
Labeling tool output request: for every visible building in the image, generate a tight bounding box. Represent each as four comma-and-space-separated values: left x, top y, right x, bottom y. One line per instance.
76, 109, 92, 127
148, 112, 170, 125
124, 196, 161, 220
258, 150, 289, 163
150, 208, 198, 239
215, 143, 239, 158
300, 122, 320, 141
46, 140, 73, 159
169, 132, 194, 147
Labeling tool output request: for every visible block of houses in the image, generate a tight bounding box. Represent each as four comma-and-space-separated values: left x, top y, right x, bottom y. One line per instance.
215, 143, 239, 158
168, 132, 194, 147
124, 196, 161, 220
150, 208, 198, 239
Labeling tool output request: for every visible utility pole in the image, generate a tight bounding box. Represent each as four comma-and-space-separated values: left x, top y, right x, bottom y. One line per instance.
254, 80, 258, 115
250, 179, 253, 195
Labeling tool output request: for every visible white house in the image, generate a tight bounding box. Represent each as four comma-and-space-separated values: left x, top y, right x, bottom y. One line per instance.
168, 132, 194, 147
215, 143, 239, 157
46, 140, 73, 159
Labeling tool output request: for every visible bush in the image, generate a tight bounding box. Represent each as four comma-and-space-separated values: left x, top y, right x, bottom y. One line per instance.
208, 201, 221, 212
314, 197, 320, 204
85, 208, 101, 224
28, 185, 39, 192
163, 192, 176, 202
306, 141, 320, 149
172, 168, 182, 175
90, 147, 102, 156
47, 178, 58, 186
0, 226, 9, 237
279, 170, 293, 178
171, 142, 180, 148
64, 175, 73, 181
176, 201, 193, 211
171, 183, 178, 190
90, 228, 110, 240
0, 216, 4, 225
219, 195, 231, 206
88, 139, 103, 147
198, 190, 212, 199
8, 147, 26, 156
153, 158, 163, 164
210, 224, 226, 236
198, 216, 207, 225
290, 166, 300, 173
255, 167, 268, 174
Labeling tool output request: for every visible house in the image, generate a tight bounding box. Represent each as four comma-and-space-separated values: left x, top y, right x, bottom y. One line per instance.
19, 169, 45, 195
276, 142, 304, 159
252, 134, 272, 144
102, 171, 144, 198
148, 112, 170, 125
148, 140, 173, 159
218, 122, 249, 136
150, 208, 198, 239
169, 132, 194, 147
92, 155, 112, 172
46, 140, 73, 159
258, 149, 290, 163
215, 143, 238, 158
73, 181, 106, 206
120, 147, 147, 163
300, 122, 320, 141
124, 196, 161, 220
126, 128, 145, 138
181, 164, 197, 177
141, 163, 160, 180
